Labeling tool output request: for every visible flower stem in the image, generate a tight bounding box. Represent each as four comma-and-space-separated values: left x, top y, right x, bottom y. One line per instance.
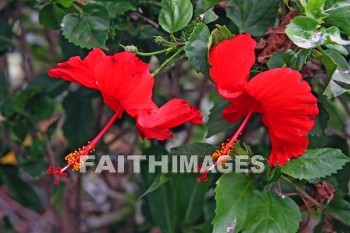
61, 111, 120, 173
151, 47, 184, 77
136, 47, 175, 56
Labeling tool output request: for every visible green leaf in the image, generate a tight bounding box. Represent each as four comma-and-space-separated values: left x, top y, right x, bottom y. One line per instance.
325, 49, 350, 70
311, 48, 337, 77
39, 3, 65, 30
267, 51, 285, 69
204, 0, 221, 9
286, 16, 326, 49
281, 148, 350, 180
305, 0, 327, 20
245, 193, 302, 233
206, 95, 234, 138
313, 48, 350, 98
213, 173, 301, 233
140, 173, 173, 198
225, 0, 279, 37
325, 26, 350, 45
97, 0, 135, 18
326, 198, 350, 225
63, 89, 94, 148
283, 49, 310, 71
185, 23, 210, 73
57, 0, 73, 8
310, 101, 330, 136
0, 20, 13, 52
325, 44, 349, 56
208, 24, 233, 48
158, 0, 193, 33
0, 167, 41, 209
324, 2, 350, 37
170, 142, 217, 156
201, 10, 218, 24
61, 3, 110, 49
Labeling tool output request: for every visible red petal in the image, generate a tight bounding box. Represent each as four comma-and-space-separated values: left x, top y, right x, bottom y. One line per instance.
222, 93, 260, 123
136, 99, 203, 140
247, 68, 318, 166
209, 34, 256, 92
48, 48, 107, 89
97, 52, 154, 116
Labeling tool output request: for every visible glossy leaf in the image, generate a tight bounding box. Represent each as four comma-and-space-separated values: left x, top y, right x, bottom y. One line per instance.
281, 148, 350, 180
325, 2, 350, 36
225, 0, 279, 37
171, 142, 217, 156
158, 0, 193, 33
286, 16, 326, 48
61, 3, 110, 49
325, 26, 350, 45
185, 23, 210, 73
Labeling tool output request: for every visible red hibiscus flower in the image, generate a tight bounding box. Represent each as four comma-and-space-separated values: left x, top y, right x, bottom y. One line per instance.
136, 99, 203, 140
47, 49, 203, 184
208, 34, 318, 167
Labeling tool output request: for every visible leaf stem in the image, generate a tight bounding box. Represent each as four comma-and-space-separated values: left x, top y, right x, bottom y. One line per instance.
151, 47, 184, 77
73, 3, 84, 13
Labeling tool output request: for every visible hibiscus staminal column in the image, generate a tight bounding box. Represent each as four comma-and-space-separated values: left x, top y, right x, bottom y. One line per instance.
196, 109, 254, 183
47, 112, 120, 184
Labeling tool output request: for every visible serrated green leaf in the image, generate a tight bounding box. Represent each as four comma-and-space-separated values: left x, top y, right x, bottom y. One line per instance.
281, 148, 350, 180
185, 23, 210, 73
213, 173, 301, 233
201, 10, 218, 24
225, 0, 279, 37
194, 0, 220, 15
283, 49, 310, 71
208, 24, 233, 48
324, 2, 350, 37
267, 51, 285, 69
97, 0, 135, 18
206, 95, 234, 138
61, 3, 110, 49
39, 3, 65, 30
286, 16, 326, 49
245, 193, 302, 233
158, 0, 193, 33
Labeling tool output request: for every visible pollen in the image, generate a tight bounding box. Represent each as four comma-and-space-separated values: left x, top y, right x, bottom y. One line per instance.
211, 141, 236, 164
65, 145, 94, 171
